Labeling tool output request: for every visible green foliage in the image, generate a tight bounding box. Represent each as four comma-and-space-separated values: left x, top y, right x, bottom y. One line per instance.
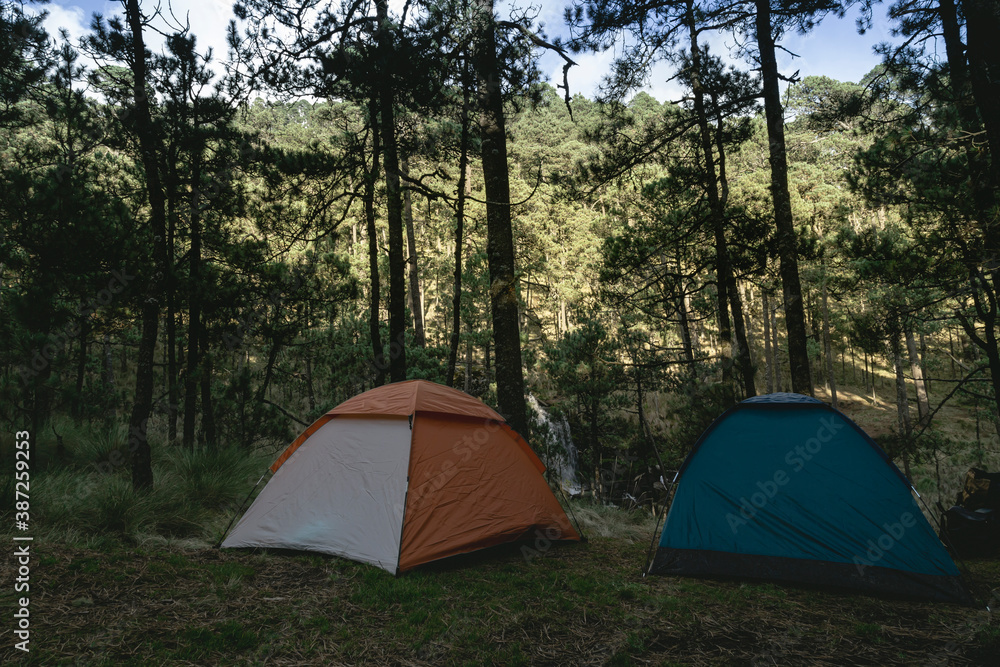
542, 317, 629, 482
9, 428, 268, 543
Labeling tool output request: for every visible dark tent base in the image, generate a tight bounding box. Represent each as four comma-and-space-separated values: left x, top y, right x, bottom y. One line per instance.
651, 547, 974, 606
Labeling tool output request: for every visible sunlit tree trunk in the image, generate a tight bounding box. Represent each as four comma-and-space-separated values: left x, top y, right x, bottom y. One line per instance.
447, 56, 472, 387
754, 0, 812, 396
905, 326, 928, 424
892, 332, 913, 481
474, 0, 528, 436
376, 0, 407, 382
821, 264, 837, 409
763, 289, 774, 393
402, 158, 425, 347
364, 96, 386, 386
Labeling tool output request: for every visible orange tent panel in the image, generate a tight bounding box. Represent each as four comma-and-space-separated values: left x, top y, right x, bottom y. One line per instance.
398, 414, 580, 571
330, 379, 501, 421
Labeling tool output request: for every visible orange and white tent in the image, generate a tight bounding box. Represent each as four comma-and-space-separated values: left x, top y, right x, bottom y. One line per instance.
221, 380, 580, 573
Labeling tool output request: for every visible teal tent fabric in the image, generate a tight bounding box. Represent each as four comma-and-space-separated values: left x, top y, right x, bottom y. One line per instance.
650, 393, 972, 604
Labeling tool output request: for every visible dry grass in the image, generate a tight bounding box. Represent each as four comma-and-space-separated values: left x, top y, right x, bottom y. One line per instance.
1, 534, 997, 666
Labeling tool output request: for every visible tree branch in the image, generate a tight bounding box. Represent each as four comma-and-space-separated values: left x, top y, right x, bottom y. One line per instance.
496, 20, 578, 118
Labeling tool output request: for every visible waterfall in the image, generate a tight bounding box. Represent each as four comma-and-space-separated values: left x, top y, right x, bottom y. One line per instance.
527, 394, 582, 496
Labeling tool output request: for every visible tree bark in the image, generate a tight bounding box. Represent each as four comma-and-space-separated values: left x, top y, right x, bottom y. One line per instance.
763, 289, 774, 393
447, 55, 472, 387
963, 0, 1000, 207
685, 4, 734, 396
402, 158, 425, 347
200, 325, 216, 447
305, 353, 316, 413
905, 326, 929, 425
126, 0, 168, 490
919, 332, 930, 393
183, 143, 203, 450
821, 266, 837, 409
166, 295, 178, 445
729, 282, 755, 398
377, 0, 407, 382
678, 255, 694, 363
771, 301, 782, 392
754, 0, 812, 396
893, 333, 913, 481
102, 333, 116, 421
166, 167, 178, 446
474, 0, 528, 436
364, 95, 386, 386
464, 339, 472, 393
74, 317, 89, 421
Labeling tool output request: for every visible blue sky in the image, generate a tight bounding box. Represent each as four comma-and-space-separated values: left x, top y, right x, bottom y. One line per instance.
39, 0, 896, 102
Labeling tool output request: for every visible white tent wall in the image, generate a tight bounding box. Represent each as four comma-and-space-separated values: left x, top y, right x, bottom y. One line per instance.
221, 416, 412, 573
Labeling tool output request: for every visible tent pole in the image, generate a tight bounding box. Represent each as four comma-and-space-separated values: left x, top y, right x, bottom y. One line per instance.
641, 427, 676, 576
214, 471, 269, 549
642, 471, 678, 577
554, 479, 587, 542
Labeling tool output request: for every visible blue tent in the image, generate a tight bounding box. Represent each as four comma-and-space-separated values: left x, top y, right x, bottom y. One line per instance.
649, 393, 972, 604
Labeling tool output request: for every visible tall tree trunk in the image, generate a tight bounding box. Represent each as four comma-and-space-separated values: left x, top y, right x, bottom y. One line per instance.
941, 0, 1000, 319
402, 158, 425, 347
742, 283, 759, 383
183, 145, 203, 450
963, 0, 1000, 209
729, 282, 755, 398
763, 289, 774, 393
126, 0, 168, 490
864, 350, 870, 392
771, 302, 782, 392
464, 339, 472, 393
102, 333, 116, 422
474, 0, 528, 436
590, 395, 602, 501
808, 290, 821, 386
957, 270, 1000, 422
166, 170, 178, 447
364, 96, 386, 386
821, 266, 837, 409
754, 0, 812, 396
712, 73, 755, 398
200, 326, 216, 447
905, 326, 929, 425
919, 333, 929, 393
447, 57, 472, 387
166, 299, 178, 445
685, 4, 733, 396
678, 257, 694, 364
305, 354, 316, 413
893, 332, 913, 481
74, 317, 89, 422
377, 0, 407, 383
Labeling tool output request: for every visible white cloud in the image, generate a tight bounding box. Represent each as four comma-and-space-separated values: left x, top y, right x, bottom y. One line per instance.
526, 3, 893, 103
37, 0, 237, 86
39, 3, 89, 45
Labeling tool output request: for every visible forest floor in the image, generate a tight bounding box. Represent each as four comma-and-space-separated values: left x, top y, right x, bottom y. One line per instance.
1, 530, 998, 665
